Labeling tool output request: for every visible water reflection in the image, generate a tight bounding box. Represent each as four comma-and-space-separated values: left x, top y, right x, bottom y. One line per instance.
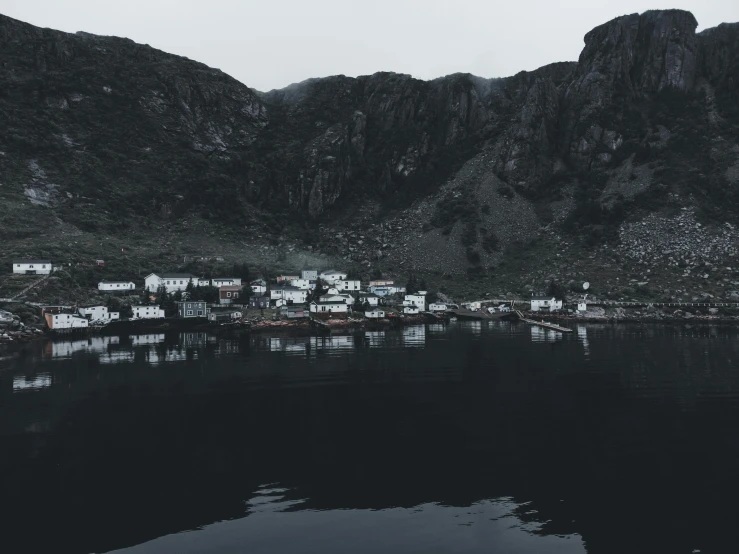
12, 372, 52, 391
4, 323, 739, 554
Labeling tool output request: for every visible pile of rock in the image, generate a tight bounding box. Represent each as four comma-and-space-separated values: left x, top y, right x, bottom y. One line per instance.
618, 209, 739, 267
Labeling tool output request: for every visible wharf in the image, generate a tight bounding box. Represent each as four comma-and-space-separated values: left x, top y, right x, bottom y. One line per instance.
514, 311, 573, 333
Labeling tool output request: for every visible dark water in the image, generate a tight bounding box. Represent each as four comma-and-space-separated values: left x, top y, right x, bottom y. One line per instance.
2, 322, 739, 554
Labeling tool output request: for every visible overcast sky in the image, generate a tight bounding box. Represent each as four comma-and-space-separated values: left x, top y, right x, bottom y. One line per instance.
3, 0, 738, 91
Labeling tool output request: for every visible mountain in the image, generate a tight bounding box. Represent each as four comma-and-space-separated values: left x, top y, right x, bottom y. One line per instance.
1, 10, 738, 302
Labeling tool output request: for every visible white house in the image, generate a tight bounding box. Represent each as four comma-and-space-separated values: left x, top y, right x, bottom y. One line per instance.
283, 287, 308, 304
310, 300, 348, 314
290, 278, 312, 290
429, 303, 447, 312
404, 294, 426, 311
365, 309, 385, 319
98, 280, 135, 292
301, 270, 318, 281
45, 313, 89, 329
403, 306, 420, 315
577, 302, 587, 312
319, 270, 347, 284
13, 259, 52, 275
251, 284, 267, 295
361, 293, 381, 307
530, 295, 563, 312
132, 305, 165, 319
210, 277, 242, 288
145, 273, 200, 293
78, 306, 120, 322
336, 279, 361, 291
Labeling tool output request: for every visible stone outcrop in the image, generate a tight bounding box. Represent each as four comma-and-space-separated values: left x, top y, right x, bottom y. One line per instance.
1, 8, 739, 266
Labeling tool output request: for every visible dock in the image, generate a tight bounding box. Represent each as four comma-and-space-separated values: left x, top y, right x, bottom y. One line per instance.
514, 311, 573, 333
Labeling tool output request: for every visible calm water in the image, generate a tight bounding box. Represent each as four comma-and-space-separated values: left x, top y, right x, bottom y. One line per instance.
2, 322, 739, 554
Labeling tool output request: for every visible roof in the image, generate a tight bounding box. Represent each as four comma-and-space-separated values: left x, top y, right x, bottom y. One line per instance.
158, 273, 196, 279
313, 300, 347, 305
99, 280, 134, 284
132, 305, 160, 309
212, 277, 239, 281
531, 295, 556, 300
219, 285, 242, 291
13, 259, 51, 264
320, 269, 344, 274
177, 300, 206, 304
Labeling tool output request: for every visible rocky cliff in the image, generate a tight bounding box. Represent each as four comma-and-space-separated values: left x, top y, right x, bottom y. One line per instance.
1, 10, 739, 299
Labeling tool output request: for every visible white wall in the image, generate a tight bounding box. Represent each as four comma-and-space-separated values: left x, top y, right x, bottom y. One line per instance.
50, 314, 89, 329
310, 302, 348, 313
132, 306, 165, 319
13, 262, 51, 275
98, 281, 134, 291
336, 280, 361, 291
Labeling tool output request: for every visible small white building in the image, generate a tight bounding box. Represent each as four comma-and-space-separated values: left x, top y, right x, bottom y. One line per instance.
283, 287, 308, 304
45, 313, 89, 329
78, 306, 120, 322
336, 279, 361, 291
290, 278, 312, 290
310, 300, 348, 314
530, 296, 563, 312
577, 302, 587, 312
13, 259, 52, 275
210, 277, 242, 288
145, 273, 200, 293
365, 309, 385, 319
361, 294, 381, 307
250, 284, 267, 295
429, 303, 447, 312
405, 294, 426, 311
319, 270, 347, 284
301, 270, 318, 281
98, 281, 135, 292
403, 306, 420, 315
132, 305, 165, 319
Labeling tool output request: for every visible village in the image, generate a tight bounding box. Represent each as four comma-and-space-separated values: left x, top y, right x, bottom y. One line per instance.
0, 259, 468, 335
3, 257, 739, 342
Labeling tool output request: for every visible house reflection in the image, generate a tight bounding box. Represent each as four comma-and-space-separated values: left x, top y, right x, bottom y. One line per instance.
402, 325, 426, 347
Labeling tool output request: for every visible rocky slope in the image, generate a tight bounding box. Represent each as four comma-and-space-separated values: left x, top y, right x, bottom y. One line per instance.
1, 10, 739, 300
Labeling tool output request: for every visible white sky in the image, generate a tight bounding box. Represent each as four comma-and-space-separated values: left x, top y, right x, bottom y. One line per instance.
2, 0, 738, 91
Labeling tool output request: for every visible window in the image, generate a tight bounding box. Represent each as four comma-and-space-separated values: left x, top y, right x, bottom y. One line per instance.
166, 281, 171, 285
197, 310, 203, 316
180, 281, 184, 285
234, 292, 239, 298
187, 304, 192, 308
42, 265, 46, 268
227, 292, 231, 298
187, 310, 193, 316
29, 265, 34, 268
16, 264, 20, 267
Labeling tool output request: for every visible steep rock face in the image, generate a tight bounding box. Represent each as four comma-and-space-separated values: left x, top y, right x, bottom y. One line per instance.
1, 8, 739, 259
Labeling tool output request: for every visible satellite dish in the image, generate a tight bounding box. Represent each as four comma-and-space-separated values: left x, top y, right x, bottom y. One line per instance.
583, 282, 590, 291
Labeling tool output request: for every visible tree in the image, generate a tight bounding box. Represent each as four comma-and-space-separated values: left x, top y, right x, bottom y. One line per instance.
240, 285, 253, 304
547, 280, 567, 302
406, 274, 419, 295
353, 296, 364, 311
418, 278, 428, 291
363, 300, 371, 311
185, 278, 194, 297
